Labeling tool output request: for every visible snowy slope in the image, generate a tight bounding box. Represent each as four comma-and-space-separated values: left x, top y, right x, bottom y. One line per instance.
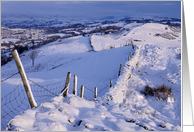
2, 23, 181, 131
1, 35, 133, 97
90, 23, 145, 51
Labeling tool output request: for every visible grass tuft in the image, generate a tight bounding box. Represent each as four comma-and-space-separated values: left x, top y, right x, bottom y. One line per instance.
142, 84, 172, 101
144, 85, 154, 96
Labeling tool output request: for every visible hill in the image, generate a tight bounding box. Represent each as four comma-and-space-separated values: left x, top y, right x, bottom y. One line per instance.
1, 23, 181, 131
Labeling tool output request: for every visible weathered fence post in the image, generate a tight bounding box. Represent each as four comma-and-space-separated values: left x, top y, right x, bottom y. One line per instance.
110, 79, 113, 87
60, 72, 71, 97
73, 75, 77, 95
128, 65, 131, 79
80, 85, 84, 98
130, 52, 132, 58
118, 64, 122, 76
94, 87, 97, 98
131, 38, 134, 49
12, 49, 37, 108
128, 56, 130, 61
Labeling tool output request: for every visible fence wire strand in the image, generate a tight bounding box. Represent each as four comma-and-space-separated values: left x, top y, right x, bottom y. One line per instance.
1, 72, 19, 83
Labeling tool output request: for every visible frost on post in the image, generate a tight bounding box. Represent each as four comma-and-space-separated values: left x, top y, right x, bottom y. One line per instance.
30, 50, 39, 66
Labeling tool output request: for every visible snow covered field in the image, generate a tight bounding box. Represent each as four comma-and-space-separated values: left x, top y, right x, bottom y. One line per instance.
1, 23, 181, 131
1, 38, 20, 44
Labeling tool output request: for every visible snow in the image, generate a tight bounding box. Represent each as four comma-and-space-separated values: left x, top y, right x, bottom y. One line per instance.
1, 38, 20, 43
9, 28, 25, 31
1, 23, 181, 131
123, 23, 143, 29
47, 33, 68, 37
90, 34, 132, 52
82, 27, 97, 33
65, 31, 80, 35
101, 22, 124, 28
90, 23, 146, 51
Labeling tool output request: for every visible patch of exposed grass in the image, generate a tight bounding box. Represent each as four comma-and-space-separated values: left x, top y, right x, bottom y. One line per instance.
142, 84, 172, 101
142, 85, 154, 96
154, 84, 172, 101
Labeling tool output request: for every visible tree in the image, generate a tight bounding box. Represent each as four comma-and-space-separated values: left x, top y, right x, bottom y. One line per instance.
30, 50, 39, 66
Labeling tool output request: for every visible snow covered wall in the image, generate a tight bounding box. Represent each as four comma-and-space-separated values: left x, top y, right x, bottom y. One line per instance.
103, 45, 141, 104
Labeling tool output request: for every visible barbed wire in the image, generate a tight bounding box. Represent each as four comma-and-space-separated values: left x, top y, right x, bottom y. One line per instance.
1, 72, 19, 83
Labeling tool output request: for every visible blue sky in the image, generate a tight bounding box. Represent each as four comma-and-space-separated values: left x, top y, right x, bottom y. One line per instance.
1, 1, 181, 19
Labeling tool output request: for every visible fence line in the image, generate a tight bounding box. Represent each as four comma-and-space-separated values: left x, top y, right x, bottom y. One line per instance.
1, 43, 135, 130
75, 71, 119, 101
75, 44, 137, 100
1, 62, 126, 130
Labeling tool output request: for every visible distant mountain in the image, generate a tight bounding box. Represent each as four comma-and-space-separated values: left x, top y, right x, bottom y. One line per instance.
1, 15, 181, 29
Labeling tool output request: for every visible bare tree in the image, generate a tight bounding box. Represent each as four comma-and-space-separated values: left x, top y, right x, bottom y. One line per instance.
30, 50, 39, 66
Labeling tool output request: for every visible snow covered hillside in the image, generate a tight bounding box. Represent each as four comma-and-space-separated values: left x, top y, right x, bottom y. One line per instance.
90, 23, 144, 51
1, 23, 181, 131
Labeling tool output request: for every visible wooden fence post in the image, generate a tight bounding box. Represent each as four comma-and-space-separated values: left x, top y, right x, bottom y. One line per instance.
110, 79, 112, 87
118, 64, 122, 76
80, 85, 84, 98
128, 65, 131, 79
130, 52, 132, 58
73, 75, 77, 95
60, 72, 71, 97
128, 56, 130, 61
12, 49, 37, 108
131, 38, 134, 49
94, 87, 97, 98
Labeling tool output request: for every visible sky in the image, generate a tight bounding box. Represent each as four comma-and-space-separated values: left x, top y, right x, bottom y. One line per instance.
1, 1, 181, 19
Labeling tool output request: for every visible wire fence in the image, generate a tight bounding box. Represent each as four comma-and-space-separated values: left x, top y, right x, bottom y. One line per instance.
1, 40, 135, 131
1, 61, 123, 131
1, 70, 120, 130
3, 74, 123, 131
1, 79, 66, 131
1, 72, 119, 130
1, 60, 127, 131
77, 72, 119, 101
